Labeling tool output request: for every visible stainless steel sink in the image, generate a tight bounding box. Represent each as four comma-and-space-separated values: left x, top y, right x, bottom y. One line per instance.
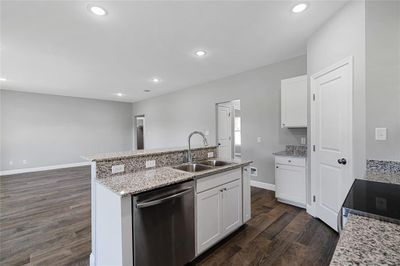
173, 163, 213, 172
198, 160, 232, 167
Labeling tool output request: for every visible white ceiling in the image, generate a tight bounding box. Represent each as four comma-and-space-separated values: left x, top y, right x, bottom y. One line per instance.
1, 1, 347, 103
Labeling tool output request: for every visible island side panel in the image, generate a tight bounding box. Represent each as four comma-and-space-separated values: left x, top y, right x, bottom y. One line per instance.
95, 183, 133, 266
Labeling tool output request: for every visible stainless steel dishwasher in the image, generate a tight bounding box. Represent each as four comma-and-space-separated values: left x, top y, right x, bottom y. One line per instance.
132, 180, 195, 266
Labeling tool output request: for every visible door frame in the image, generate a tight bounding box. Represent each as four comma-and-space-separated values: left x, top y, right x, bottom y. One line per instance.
309, 56, 354, 220
133, 115, 145, 150
215, 101, 236, 160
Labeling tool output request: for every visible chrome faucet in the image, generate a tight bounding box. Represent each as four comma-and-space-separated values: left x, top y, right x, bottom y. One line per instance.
187, 131, 208, 163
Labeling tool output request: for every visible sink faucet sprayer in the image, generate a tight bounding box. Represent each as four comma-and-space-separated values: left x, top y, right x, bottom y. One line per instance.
187, 131, 208, 163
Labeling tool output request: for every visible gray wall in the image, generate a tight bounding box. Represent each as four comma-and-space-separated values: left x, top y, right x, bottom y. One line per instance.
132, 55, 307, 184
306, 0, 366, 204
307, 0, 366, 181
366, 0, 400, 161
1, 90, 133, 171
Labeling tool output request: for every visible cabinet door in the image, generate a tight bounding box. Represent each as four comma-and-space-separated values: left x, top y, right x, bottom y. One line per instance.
281, 75, 307, 128
242, 167, 251, 223
196, 187, 222, 254
222, 179, 242, 235
275, 164, 306, 205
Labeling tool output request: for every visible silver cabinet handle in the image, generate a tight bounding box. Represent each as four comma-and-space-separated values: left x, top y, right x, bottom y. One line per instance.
136, 187, 192, 208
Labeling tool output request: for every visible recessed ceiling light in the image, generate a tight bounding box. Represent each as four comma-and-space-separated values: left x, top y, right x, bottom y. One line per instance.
115, 92, 124, 97
0, 77, 6, 81
152, 77, 161, 83
195, 50, 207, 57
144, 89, 151, 93
292, 3, 308, 13
89, 6, 107, 16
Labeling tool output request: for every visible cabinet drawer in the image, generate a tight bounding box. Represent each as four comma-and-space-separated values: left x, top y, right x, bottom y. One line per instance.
275, 156, 305, 167
196, 169, 241, 194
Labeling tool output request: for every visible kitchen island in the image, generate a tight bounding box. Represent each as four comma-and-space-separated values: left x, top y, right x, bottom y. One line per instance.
86, 146, 251, 266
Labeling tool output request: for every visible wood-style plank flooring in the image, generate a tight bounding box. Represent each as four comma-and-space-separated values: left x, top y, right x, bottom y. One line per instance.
0, 166, 91, 266
193, 187, 339, 266
0, 167, 338, 266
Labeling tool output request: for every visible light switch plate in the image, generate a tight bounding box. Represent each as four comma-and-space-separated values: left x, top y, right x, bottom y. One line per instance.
375, 128, 387, 141
207, 152, 214, 158
112, 164, 125, 174
257, 137, 262, 143
301, 137, 306, 145
204, 130, 209, 136
145, 160, 156, 168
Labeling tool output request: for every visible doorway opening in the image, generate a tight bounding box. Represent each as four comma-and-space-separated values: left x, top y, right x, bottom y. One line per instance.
216, 100, 241, 160
135, 115, 145, 150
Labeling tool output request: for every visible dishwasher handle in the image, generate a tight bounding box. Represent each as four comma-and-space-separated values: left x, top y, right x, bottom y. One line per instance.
136, 187, 193, 209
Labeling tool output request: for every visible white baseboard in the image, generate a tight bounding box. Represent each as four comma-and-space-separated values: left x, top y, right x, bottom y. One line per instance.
250, 180, 276, 191
90, 252, 95, 266
0, 161, 91, 176
306, 204, 316, 217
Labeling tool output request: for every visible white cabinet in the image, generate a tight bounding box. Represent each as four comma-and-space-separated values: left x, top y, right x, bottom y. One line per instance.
196, 186, 223, 253
196, 169, 242, 255
221, 180, 242, 235
281, 75, 307, 128
275, 156, 306, 208
242, 167, 251, 223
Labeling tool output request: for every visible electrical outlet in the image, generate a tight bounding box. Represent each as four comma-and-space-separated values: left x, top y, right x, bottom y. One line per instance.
145, 160, 156, 168
111, 164, 125, 174
207, 152, 214, 158
22, 160, 27, 165
301, 137, 306, 145
204, 130, 209, 136
250, 167, 258, 177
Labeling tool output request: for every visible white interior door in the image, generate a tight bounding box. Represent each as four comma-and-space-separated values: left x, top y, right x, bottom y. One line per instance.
311, 57, 353, 231
217, 104, 232, 160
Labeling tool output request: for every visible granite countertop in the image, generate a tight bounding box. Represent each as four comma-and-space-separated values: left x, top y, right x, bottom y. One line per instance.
97, 159, 252, 197
358, 170, 400, 186
330, 214, 400, 265
272, 150, 306, 158
84, 145, 218, 161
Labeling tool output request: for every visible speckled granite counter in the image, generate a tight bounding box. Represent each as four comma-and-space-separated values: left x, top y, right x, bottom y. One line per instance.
273, 144, 307, 158
97, 167, 195, 196
272, 150, 306, 158
97, 159, 251, 197
84, 145, 218, 161
358, 170, 400, 186
330, 214, 400, 265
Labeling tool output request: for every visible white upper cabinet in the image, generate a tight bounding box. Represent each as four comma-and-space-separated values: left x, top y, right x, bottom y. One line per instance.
281, 75, 308, 128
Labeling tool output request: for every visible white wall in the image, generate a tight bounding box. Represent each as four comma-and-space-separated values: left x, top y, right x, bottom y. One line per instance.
133, 55, 307, 185
366, 0, 400, 161
0, 90, 133, 171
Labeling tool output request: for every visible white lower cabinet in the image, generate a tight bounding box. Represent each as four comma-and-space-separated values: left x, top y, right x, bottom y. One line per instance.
196, 169, 243, 255
196, 186, 223, 253
221, 180, 242, 235
275, 156, 306, 208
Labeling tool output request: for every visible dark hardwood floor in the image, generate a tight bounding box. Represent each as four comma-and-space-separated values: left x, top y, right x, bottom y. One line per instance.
0, 167, 338, 266
0, 166, 91, 266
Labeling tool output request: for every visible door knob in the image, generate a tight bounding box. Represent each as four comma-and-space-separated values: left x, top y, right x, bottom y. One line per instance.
338, 158, 347, 165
